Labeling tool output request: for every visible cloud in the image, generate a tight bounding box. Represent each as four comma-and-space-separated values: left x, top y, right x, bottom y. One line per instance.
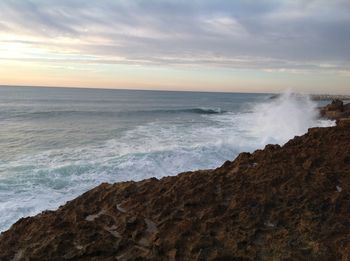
0, 0, 349, 73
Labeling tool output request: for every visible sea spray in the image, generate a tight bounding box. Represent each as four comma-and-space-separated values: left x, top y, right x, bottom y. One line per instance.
0, 88, 335, 232
247, 91, 333, 145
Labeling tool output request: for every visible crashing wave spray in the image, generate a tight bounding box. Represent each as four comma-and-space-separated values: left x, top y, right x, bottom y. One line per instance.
249, 90, 333, 145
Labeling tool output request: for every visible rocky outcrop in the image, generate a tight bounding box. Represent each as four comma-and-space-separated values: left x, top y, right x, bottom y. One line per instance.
311, 95, 350, 101
1, 109, 350, 260
320, 99, 350, 124
270, 93, 350, 101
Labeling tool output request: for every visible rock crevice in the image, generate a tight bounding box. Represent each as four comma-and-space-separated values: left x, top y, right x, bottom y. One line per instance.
1, 105, 350, 260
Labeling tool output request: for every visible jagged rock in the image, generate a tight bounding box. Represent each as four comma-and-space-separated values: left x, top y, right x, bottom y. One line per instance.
337, 118, 350, 128
328, 99, 344, 111
1, 101, 350, 260
319, 99, 350, 120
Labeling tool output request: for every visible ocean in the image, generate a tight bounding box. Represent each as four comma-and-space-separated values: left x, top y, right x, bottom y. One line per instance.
0, 86, 334, 231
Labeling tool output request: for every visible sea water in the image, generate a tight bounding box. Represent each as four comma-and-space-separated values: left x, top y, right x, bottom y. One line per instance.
0, 86, 334, 231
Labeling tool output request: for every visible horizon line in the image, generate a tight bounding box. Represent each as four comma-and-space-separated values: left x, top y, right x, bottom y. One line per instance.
0, 84, 276, 95
1, 84, 349, 97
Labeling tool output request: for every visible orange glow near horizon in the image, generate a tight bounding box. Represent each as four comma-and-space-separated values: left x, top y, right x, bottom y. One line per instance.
1, 57, 350, 95
1, 1, 350, 94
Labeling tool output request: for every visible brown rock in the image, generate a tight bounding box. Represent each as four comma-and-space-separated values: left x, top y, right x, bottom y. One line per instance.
337, 118, 350, 128
1, 125, 350, 260
328, 99, 344, 111
319, 99, 350, 120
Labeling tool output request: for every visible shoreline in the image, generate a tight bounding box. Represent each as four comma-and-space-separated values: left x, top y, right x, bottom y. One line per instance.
270, 93, 350, 101
0, 101, 349, 259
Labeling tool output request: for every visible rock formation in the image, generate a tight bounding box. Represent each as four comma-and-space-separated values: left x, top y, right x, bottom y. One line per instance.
319, 99, 350, 127
1, 104, 350, 260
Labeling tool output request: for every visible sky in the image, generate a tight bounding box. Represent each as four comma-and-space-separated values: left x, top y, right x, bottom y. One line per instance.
0, 0, 349, 94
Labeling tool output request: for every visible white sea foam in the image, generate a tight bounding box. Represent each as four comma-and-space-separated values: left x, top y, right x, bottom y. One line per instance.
245, 90, 335, 145
0, 91, 334, 232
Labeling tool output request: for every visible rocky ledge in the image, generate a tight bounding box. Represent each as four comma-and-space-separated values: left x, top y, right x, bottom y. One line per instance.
319, 99, 350, 127
1, 104, 350, 260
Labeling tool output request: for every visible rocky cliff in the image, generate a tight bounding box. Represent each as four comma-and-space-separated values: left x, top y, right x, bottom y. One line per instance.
319, 99, 350, 127
1, 106, 350, 260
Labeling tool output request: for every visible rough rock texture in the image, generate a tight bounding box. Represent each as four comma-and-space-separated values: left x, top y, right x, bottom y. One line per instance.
319, 99, 350, 122
1, 114, 350, 260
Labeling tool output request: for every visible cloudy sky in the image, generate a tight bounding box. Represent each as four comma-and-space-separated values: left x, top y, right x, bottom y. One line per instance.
0, 0, 349, 93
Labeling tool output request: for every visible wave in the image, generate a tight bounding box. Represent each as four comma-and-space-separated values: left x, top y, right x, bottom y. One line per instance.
236, 90, 335, 145
176, 107, 225, 114
4, 107, 226, 120
0, 91, 334, 232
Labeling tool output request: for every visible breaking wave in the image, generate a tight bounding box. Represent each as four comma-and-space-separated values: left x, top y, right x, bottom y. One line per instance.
3, 107, 225, 120
0, 90, 334, 232
247, 91, 335, 145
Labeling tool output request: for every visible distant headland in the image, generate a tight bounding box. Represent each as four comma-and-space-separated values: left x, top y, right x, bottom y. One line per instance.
270, 93, 350, 101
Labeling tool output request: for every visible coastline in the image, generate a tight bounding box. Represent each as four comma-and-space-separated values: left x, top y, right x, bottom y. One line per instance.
270, 93, 350, 101
0, 101, 349, 260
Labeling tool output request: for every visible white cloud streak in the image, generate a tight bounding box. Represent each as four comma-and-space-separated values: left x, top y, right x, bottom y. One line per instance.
0, 0, 349, 73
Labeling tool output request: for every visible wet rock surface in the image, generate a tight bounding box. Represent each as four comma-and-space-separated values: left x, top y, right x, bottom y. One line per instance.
319, 99, 350, 122
1, 109, 350, 260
